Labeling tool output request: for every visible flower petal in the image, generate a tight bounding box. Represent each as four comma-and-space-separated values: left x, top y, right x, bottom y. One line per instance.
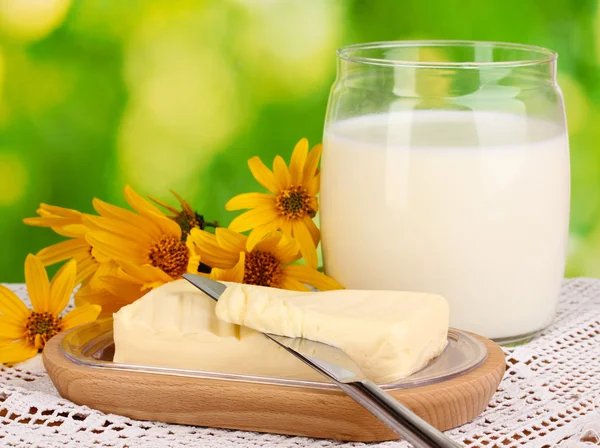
24, 254, 51, 312
147, 195, 179, 215
308, 197, 319, 215
39, 204, 82, 218
246, 220, 282, 252
89, 247, 112, 264
291, 220, 318, 269
279, 276, 310, 292
85, 215, 154, 246
253, 231, 283, 252
61, 304, 101, 330
0, 341, 38, 364
289, 138, 309, 185
93, 198, 146, 225
226, 193, 274, 211
75, 287, 132, 316
151, 214, 182, 240
0, 285, 29, 321
85, 261, 119, 286
229, 207, 280, 233
280, 265, 343, 291
36, 208, 53, 217
93, 197, 173, 242
185, 234, 202, 274
170, 190, 194, 215
117, 260, 173, 289
52, 224, 88, 238
303, 215, 320, 246
188, 227, 217, 246
86, 230, 148, 265
303, 143, 322, 184
93, 271, 147, 303
49, 260, 77, 316
123, 185, 165, 217
0, 316, 25, 339
188, 229, 239, 269
186, 236, 200, 255
187, 251, 202, 275
211, 252, 245, 283
23, 217, 81, 228
279, 218, 294, 239
34, 334, 44, 350
306, 172, 320, 197
36, 238, 90, 266
248, 157, 279, 194
273, 155, 291, 190
263, 233, 300, 265
215, 228, 247, 254
75, 257, 99, 285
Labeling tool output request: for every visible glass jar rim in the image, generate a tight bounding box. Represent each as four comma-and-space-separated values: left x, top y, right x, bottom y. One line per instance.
337, 40, 557, 69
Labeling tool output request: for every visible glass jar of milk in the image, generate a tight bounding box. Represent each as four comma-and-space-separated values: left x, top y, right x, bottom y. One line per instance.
321, 41, 570, 344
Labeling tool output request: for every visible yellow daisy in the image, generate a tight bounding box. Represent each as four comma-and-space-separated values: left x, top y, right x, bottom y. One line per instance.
75, 262, 148, 316
23, 205, 99, 285
226, 138, 321, 268
149, 190, 218, 239
84, 185, 201, 290
188, 227, 342, 291
0, 255, 101, 364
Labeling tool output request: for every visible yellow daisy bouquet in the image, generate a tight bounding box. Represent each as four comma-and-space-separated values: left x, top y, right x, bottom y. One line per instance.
0, 138, 341, 364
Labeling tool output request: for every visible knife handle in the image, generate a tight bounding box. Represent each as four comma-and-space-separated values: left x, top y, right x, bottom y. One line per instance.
337, 380, 463, 448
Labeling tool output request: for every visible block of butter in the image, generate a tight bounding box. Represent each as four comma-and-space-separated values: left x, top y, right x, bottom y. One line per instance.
215, 284, 449, 383
113, 280, 449, 384
113, 280, 321, 380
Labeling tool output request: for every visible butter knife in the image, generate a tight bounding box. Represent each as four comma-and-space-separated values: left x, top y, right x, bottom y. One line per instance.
183, 274, 462, 448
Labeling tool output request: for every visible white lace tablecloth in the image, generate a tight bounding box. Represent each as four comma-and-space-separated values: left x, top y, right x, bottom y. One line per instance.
1, 279, 600, 448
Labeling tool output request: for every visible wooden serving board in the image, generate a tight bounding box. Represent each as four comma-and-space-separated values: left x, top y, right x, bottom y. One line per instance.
43, 333, 504, 442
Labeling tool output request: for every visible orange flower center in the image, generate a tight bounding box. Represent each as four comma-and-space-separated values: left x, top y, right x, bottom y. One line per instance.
25, 312, 62, 349
243, 251, 282, 287
148, 235, 190, 278
275, 186, 314, 219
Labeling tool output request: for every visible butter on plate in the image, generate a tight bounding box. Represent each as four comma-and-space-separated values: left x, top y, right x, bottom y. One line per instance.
113, 280, 321, 380
113, 280, 449, 384
216, 284, 449, 383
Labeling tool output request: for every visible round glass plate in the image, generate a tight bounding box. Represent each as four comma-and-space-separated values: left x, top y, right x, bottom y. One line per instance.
61, 319, 487, 391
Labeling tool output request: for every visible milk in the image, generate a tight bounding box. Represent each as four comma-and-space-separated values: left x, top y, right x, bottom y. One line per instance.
321, 111, 570, 340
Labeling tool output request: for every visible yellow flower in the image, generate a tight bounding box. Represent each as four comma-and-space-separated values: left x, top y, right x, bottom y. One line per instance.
226, 138, 321, 268
0, 255, 101, 364
75, 262, 148, 316
188, 227, 342, 291
23, 205, 99, 285
84, 185, 201, 290
149, 190, 218, 239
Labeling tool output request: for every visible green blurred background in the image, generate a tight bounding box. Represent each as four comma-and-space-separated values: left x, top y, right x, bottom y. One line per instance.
0, 0, 597, 282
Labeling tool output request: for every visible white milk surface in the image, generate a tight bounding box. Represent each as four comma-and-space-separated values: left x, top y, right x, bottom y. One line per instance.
321, 111, 570, 339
